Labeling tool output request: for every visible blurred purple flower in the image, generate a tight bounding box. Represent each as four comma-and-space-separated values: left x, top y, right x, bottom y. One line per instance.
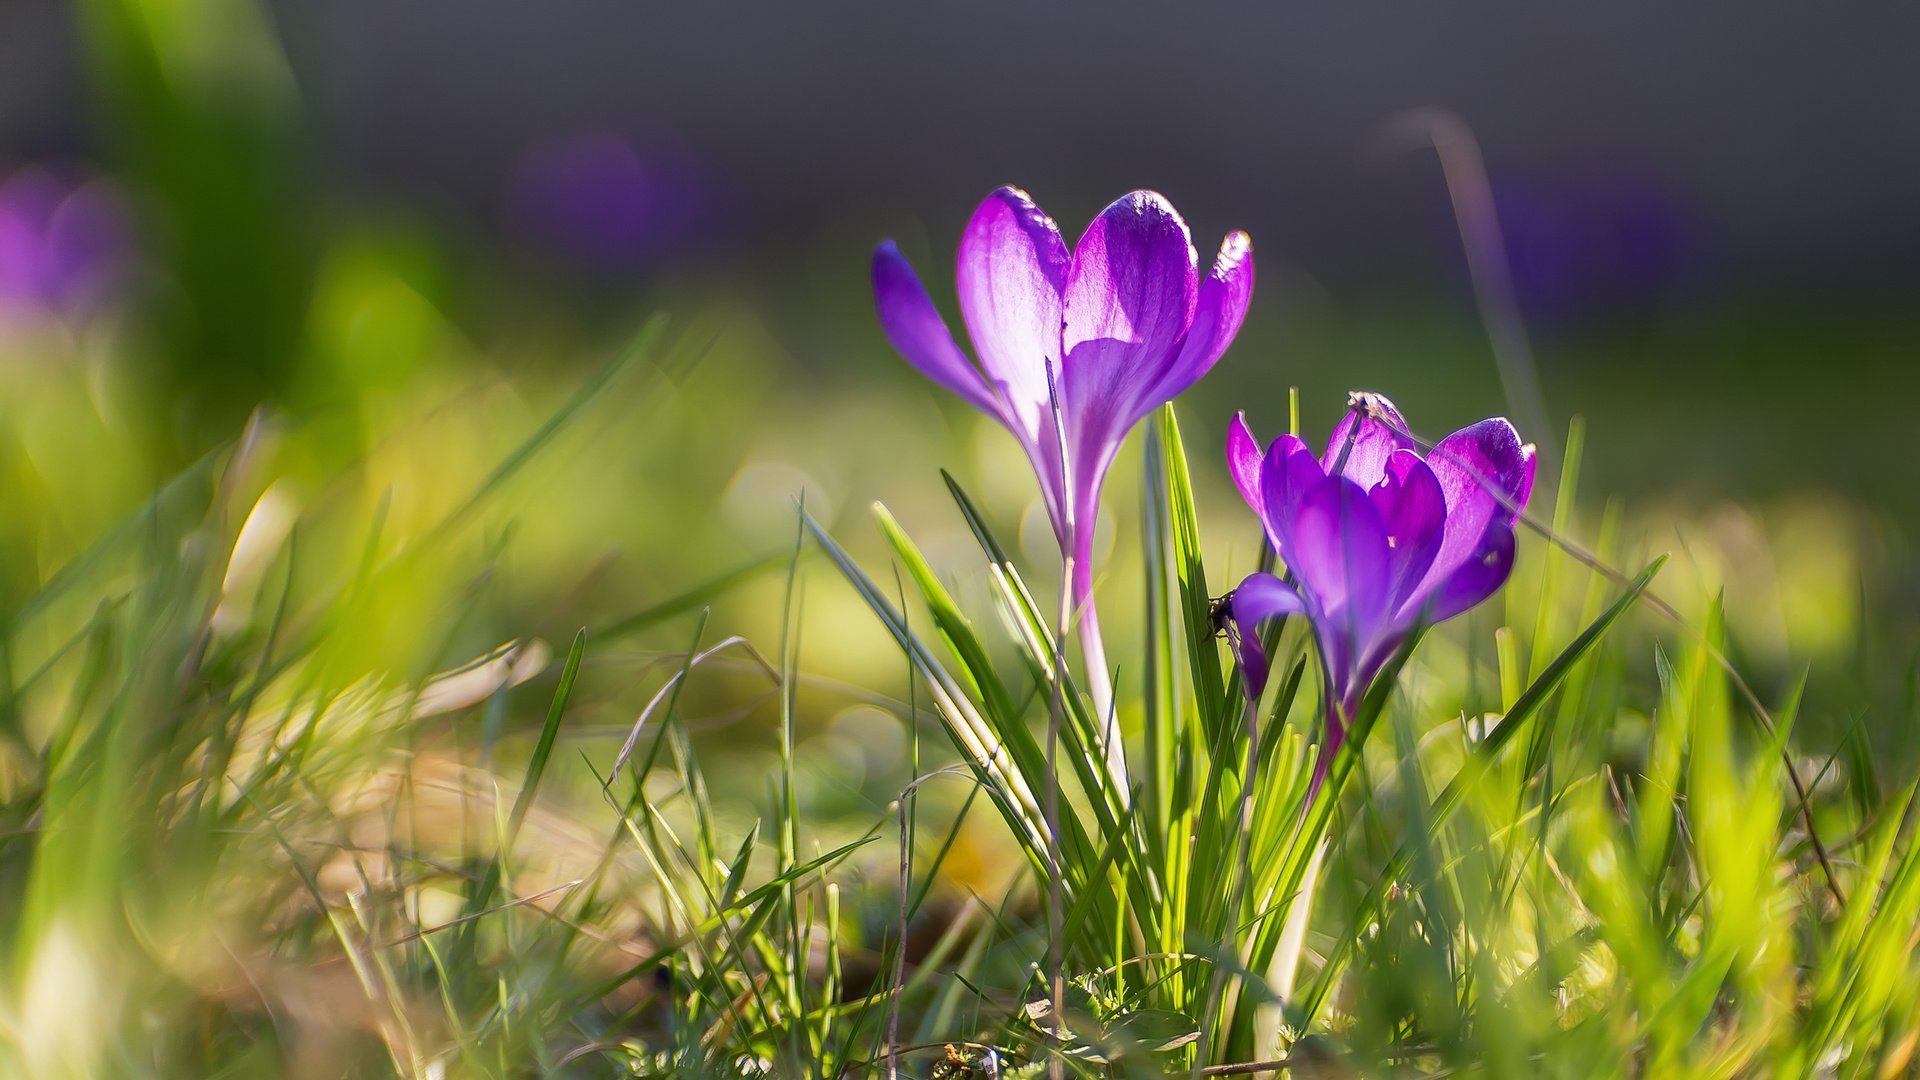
506, 133, 713, 272
873, 186, 1253, 728
1491, 169, 1694, 322
0, 168, 131, 320
1225, 393, 1534, 763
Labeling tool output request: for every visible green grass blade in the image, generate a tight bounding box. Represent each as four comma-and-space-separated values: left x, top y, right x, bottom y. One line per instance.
1152, 406, 1228, 745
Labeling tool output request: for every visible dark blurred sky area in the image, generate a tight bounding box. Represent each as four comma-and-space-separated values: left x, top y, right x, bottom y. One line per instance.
2, 1, 1918, 299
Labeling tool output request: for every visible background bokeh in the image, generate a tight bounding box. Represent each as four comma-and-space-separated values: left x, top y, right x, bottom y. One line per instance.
11, 0, 1916, 704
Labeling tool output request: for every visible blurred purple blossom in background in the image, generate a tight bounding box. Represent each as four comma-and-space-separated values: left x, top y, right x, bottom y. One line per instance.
872, 185, 1253, 745
1227, 393, 1535, 774
1490, 169, 1696, 323
0, 167, 133, 324
505, 133, 715, 274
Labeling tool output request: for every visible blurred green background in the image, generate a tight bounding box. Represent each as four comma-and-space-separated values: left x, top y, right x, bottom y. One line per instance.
0, 0, 1917, 1072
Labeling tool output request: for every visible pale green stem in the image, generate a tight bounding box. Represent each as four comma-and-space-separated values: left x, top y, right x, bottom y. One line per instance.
1071, 556, 1128, 802
1255, 836, 1327, 1063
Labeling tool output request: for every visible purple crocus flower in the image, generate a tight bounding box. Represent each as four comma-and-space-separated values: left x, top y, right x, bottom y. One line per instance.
1225, 392, 1535, 768
872, 186, 1253, 733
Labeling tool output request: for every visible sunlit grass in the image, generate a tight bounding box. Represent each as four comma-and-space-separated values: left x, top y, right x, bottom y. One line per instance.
0, 293, 1910, 1077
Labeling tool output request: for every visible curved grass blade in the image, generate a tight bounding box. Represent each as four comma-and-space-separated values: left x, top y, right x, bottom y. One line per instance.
800, 508, 1070, 890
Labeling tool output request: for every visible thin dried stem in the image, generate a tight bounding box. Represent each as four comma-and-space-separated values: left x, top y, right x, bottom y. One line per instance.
1363, 398, 1846, 908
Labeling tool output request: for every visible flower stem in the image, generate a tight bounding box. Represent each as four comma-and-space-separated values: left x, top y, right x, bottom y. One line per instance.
1071, 558, 1129, 802
1257, 836, 1327, 1059
1307, 694, 1349, 805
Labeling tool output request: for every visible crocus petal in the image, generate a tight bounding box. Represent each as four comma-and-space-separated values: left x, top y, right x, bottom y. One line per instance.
1416, 418, 1537, 606
1072, 231, 1248, 557
1227, 412, 1265, 519
1372, 450, 1447, 618
1060, 192, 1199, 452
1062, 190, 1199, 365
1057, 191, 1202, 562
1322, 392, 1416, 490
1285, 476, 1393, 687
954, 186, 1070, 441
1424, 521, 1518, 625
1234, 570, 1311, 624
1255, 432, 1325, 554
1143, 230, 1253, 406
1228, 571, 1308, 700
1426, 417, 1537, 525
873, 241, 1002, 418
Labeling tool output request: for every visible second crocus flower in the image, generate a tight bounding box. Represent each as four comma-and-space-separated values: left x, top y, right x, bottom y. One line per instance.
1226, 393, 1536, 779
